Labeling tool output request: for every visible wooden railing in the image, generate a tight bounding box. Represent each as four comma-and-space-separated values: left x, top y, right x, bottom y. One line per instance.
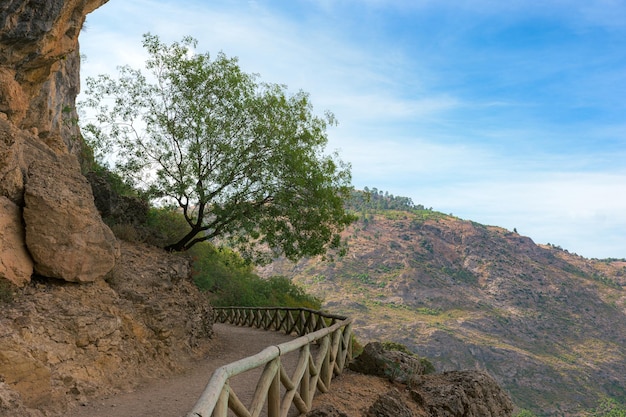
187, 307, 353, 417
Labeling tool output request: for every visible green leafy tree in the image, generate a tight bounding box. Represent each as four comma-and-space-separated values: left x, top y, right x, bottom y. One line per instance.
81, 34, 354, 262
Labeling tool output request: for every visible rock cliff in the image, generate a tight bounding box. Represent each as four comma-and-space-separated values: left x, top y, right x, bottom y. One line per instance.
0, 1, 215, 415
0, 0, 118, 285
0, 242, 213, 416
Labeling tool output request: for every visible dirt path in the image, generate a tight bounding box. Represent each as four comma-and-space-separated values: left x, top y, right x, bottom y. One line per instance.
64, 323, 300, 417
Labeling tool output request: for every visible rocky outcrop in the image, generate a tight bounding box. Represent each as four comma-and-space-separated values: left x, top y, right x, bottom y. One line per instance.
365, 389, 415, 417
412, 371, 515, 417
23, 156, 119, 282
0, 0, 116, 285
86, 170, 149, 225
0, 242, 213, 416
349, 342, 430, 383
0, 0, 107, 158
306, 404, 349, 417
337, 343, 513, 417
0, 196, 33, 286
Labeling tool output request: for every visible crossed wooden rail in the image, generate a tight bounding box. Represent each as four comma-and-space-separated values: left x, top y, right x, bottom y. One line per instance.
187, 307, 353, 417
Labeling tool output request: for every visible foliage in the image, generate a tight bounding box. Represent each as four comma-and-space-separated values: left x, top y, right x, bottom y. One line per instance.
89, 162, 139, 198
81, 33, 354, 261
144, 207, 195, 247
190, 241, 321, 309
513, 410, 537, 417
382, 341, 414, 355
0, 280, 14, 304
591, 398, 626, 417
348, 187, 421, 212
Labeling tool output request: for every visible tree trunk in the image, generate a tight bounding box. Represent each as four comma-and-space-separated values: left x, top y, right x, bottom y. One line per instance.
164, 226, 201, 252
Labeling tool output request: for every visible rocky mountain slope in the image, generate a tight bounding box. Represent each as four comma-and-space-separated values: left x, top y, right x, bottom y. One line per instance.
259, 206, 626, 416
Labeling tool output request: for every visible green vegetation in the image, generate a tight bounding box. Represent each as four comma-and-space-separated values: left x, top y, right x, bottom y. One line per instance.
513, 410, 537, 417
381, 341, 436, 375
91, 165, 323, 309
591, 398, 626, 417
0, 280, 14, 304
348, 187, 417, 212
81, 33, 354, 260
190, 241, 321, 308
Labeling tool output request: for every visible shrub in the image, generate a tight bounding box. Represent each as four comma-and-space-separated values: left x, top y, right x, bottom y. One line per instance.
0, 280, 14, 304
144, 207, 193, 247
190, 241, 321, 309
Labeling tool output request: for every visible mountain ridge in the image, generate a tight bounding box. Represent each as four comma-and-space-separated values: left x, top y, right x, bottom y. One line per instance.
258, 201, 626, 416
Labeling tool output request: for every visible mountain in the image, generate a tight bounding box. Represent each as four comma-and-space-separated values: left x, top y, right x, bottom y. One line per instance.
258, 195, 626, 416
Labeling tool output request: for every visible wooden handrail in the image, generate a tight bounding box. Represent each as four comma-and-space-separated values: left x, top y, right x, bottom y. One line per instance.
187, 307, 353, 417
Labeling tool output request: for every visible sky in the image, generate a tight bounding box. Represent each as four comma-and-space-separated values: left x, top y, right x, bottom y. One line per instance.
78, 0, 626, 259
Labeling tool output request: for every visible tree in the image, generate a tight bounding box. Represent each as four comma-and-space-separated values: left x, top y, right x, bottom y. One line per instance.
81, 33, 355, 262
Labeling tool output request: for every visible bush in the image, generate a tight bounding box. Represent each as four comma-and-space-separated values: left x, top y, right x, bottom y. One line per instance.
143, 207, 190, 246
592, 398, 626, 417
0, 280, 14, 304
514, 410, 537, 417
190, 241, 321, 309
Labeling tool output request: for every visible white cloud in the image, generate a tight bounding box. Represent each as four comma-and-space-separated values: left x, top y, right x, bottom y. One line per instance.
80, 0, 626, 259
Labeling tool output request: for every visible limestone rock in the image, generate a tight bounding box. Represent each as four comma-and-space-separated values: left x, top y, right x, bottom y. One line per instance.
0, 197, 33, 286
0, 382, 43, 417
105, 242, 213, 349
0, 241, 213, 415
0, 115, 28, 204
0, 0, 108, 161
23, 155, 119, 282
0, 350, 51, 408
412, 370, 514, 417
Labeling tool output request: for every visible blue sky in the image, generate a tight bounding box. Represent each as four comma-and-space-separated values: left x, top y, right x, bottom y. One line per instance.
79, 0, 626, 259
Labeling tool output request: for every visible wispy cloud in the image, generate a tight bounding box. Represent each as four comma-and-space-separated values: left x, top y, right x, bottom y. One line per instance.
81, 0, 626, 258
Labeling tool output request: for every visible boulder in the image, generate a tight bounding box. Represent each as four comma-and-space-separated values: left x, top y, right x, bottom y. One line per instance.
306, 404, 348, 417
0, 382, 43, 417
349, 342, 428, 383
23, 156, 119, 282
412, 370, 514, 417
0, 197, 34, 286
364, 389, 415, 417
0, 241, 213, 414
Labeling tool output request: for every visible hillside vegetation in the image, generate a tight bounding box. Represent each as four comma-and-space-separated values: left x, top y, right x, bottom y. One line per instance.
258, 189, 626, 416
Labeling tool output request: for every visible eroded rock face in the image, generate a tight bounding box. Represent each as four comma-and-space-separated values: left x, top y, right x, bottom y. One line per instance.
0, 242, 213, 415
365, 389, 415, 417
0, 0, 115, 285
306, 404, 348, 417
412, 371, 514, 417
0, 0, 107, 158
345, 343, 514, 417
0, 197, 34, 286
349, 342, 429, 383
23, 156, 119, 282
